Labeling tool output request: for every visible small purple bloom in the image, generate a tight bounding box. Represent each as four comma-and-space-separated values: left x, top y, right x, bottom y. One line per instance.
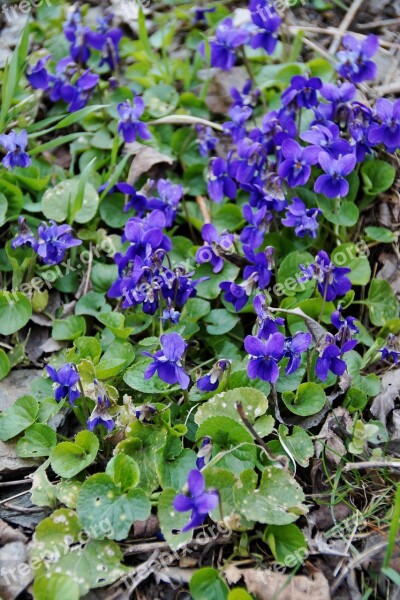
249, 0, 281, 54
116, 182, 148, 214
199, 18, 249, 71
68, 69, 99, 112
300, 250, 352, 302
196, 437, 213, 470
143, 332, 190, 389
240, 204, 269, 250
315, 335, 347, 381
11, 217, 37, 250
243, 245, 274, 290
281, 197, 321, 239
192, 6, 215, 24
380, 334, 400, 364
36, 220, 82, 265
117, 97, 151, 143
253, 293, 285, 339
173, 469, 219, 532
368, 98, 400, 151
336, 34, 378, 84
26, 55, 52, 90
196, 223, 234, 273
300, 122, 352, 158
284, 332, 311, 375
87, 15, 122, 71
314, 151, 356, 198
281, 75, 322, 109
196, 125, 218, 157
278, 138, 319, 187
245, 333, 285, 383
208, 156, 237, 202
46, 363, 80, 405
87, 384, 114, 432
147, 179, 183, 227
161, 300, 181, 326
0, 130, 31, 170
223, 105, 253, 143
220, 281, 249, 312
197, 359, 230, 392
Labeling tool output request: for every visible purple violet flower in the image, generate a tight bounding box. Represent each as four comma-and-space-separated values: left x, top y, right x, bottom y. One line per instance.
281, 197, 321, 239
249, 0, 281, 54
315, 334, 348, 381
196, 437, 213, 470
87, 383, 114, 432
380, 334, 400, 364
196, 223, 234, 273
300, 250, 352, 302
314, 151, 356, 198
143, 332, 190, 389
26, 55, 52, 90
284, 332, 311, 375
0, 130, 31, 170
173, 470, 219, 532
336, 34, 378, 84
196, 125, 218, 157
197, 359, 230, 392
281, 75, 322, 110
253, 294, 285, 340
278, 138, 319, 188
11, 217, 37, 250
117, 97, 151, 143
199, 18, 249, 71
36, 220, 82, 265
245, 333, 285, 383
208, 156, 237, 202
147, 179, 184, 227
46, 363, 81, 405
368, 98, 400, 152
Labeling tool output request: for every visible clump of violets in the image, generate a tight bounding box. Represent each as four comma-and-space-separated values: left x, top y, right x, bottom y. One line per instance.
117, 96, 151, 143
87, 382, 115, 432
300, 250, 352, 302
143, 333, 190, 389
336, 34, 378, 84
46, 363, 81, 405
12, 219, 82, 266
173, 470, 219, 532
0, 130, 31, 170
197, 359, 231, 392
315, 308, 358, 381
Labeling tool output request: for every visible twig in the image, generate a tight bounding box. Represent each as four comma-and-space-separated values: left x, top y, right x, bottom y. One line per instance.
149, 115, 224, 132
302, 37, 333, 62
332, 541, 388, 593
0, 490, 30, 505
373, 82, 400, 97
357, 17, 400, 30
328, 0, 366, 55
343, 460, 400, 471
287, 26, 399, 51
235, 402, 288, 468
196, 195, 211, 224
0, 480, 32, 487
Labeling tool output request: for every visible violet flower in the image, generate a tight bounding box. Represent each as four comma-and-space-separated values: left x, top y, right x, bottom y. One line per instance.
278, 138, 319, 188
115, 182, 148, 214
196, 437, 213, 470
208, 157, 237, 202
147, 179, 184, 227
87, 384, 114, 432
300, 250, 352, 302
143, 332, 190, 389
173, 470, 219, 532
281, 75, 322, 110
68, 70, 99, 112
26, 55, 52, 90
0, 130, 31, 170
197, 359, 230, 392
315, 335, 348, 381
199, 18, 249, 71
281, 197, 321, 239
284, 332, 311, 375
46, 363, 81, 405
11, 217, 37, 250
249, 0, 281, 54
36, 220, 82, 265
368, 98, 400, 152
117, 97, 151, 143
196, 223, 234, 273
314, 151, 356, 198
380, 334, 400, 364
253, 294, 285, 340
245, 333, 285, 383
196, 125, 218, 157
336, 34, 378, 84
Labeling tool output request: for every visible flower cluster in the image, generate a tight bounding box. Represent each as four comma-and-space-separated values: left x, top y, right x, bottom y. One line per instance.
12, 217, 81, 265
315, 307, 358, 381
26, 6, 121, 112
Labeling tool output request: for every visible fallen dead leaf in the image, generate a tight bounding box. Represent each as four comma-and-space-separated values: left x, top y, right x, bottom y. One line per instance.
370, 368, 400, 425
198, 66, 248, 113
0, 520, 28, 545
224, 565, 331, 600
125, 143, 174, 185
315, 408, 353, 466
0, 541, 31, 600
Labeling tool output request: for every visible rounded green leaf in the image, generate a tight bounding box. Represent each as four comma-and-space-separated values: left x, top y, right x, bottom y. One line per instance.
105, 454, 140, 491
33, 573, 80, 600
16, 423, 57, 457
282, 382, 326, 416
41, 178, 99, 224
0, 348, 10, 380
0, 395, 39, 441
52, 316, 86, 340
189, 567, 229, 600
263, 523, 307, 565
0, 291, 32, 335
50, 431, 99, 478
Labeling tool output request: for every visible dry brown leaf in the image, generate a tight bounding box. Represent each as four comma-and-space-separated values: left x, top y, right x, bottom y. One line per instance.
198, 67, 248, 113
224, 565, 331, 600
0, 520, 28, 545
370, 368, 400, 425
0, 541, 31, 600
125, 143, 174, 184
315, 407, 353, 466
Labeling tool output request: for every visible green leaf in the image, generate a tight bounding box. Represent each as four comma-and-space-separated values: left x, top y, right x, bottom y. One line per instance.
30, 460, 58, 508
52, 316, 86, 340
317, 197, 359, 226
0, 18, 29, 129
16, 423, 56, 457
0, 348, 10, 380
263, 523, 307, 565
343, 388, 368, 413
67, 336, 102, 364
158, 488, 193, 549
0, 192, 8, 226
196, 262, 240, 300
205, 308, 240, 335
181, 298, 211, 322
189, 567, 229, 600
76, 473, 150, 541
41, 178, 99, 224
196, 416, 256, 473
361, 160, 395, 197
0, 291, 32, 335
96, 312, 133, 339
234, 467, 307, 525
366, 279, 399, 326
228, 590, 253, 600
282, 382, 326, 416
195, 388, 269, 428
158, 448, 197, 491
345, 351, 381, 397
0, 395, 39, 441
75, 292, 110, 317
332, 243, 371, 286
50, 431, 99, 478
143, 83, 179, 117
365, 226, 397, 243
33, 573, 80, 600
277, 425, 314, 468
105, 454, 140, 492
